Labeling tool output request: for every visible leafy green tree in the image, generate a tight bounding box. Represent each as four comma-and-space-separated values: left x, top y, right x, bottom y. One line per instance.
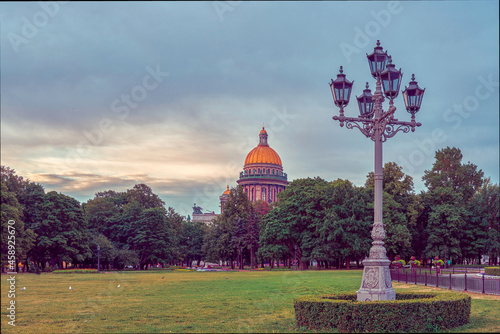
260, 177, 329, 270
1, 182, 36, 272
15, 181, 45, 270
1, 167, 37, 272
128, 206, 173, 270
251, 201, 270, 268
421, 147, 484, 263
179, 220, 206, 266
423, 188, 466, 260
366, 162, 414, 197
224, 186, 252, 268
118, 200, 143, 248
422, 147, 484, 204
31, 191, 91, 269
320, 179, 372, 268
245, 206, 261, 268
202, 219, 226, 264
203, 186, 251, 268
464, 179, 500, 265
165, 206, 184, 265
83, 197, 121, 242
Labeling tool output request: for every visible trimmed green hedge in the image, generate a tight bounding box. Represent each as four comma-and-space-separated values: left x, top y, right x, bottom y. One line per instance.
484, 266, 500, 276
294, 291, 471, 333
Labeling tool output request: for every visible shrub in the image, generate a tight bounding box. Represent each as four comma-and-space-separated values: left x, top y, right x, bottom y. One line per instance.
294, 291, 471, 333
433, 259, 444, 266
392, 259, 406, 268
451, 264, 485, 268
484, 266, 500, 276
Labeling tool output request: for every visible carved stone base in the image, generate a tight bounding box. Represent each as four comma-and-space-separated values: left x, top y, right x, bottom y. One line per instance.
357, 258, 395, 302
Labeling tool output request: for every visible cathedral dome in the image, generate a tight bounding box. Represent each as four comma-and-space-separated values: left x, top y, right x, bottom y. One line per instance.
238, 127, 288, 204
244, 127, 282, 166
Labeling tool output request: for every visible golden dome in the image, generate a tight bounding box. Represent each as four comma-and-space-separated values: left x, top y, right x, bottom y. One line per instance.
245, 146, 282, 165
244, 127, 282, 166
222, 186, 231, 195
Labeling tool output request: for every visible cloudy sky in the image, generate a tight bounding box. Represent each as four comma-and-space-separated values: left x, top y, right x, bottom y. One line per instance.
1, 1, 498, 217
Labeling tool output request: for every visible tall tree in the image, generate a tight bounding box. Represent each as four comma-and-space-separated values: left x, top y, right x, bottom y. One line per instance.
179, 220, 206, 266
1, 167, 37, 272
464, 179, 500, 264
223, 186, 252, 268
320, 179, 372, 268
422, 147, 484, 204
260, 177, 329, 270
128, 206, 173, 270
31, 191, 91, 269
1, 182, 36, 272
203, 186, 252, 268
421, 147, 484, 262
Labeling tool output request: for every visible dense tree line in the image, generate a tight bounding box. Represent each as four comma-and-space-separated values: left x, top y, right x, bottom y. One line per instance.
208, 147, 498, 268
1, 167, 204, 272
1, 146, 499, 272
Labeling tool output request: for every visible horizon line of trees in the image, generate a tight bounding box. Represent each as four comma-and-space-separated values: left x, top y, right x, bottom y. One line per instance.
1, 146, 499, 272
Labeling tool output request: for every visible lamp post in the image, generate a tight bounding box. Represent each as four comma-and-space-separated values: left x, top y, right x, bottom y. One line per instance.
97, 245, 100, 273
444, 245, 447, 269
295, 245, 298, 271
329, 40, 425, 302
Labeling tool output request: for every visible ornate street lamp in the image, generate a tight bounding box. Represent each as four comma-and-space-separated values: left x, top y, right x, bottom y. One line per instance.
330, 40, 424, 302
379, 56, 402, 100
366, 40, 389, 78
330, 66, 353, 117
402, 74, 425, 115
357, 82, 374, 118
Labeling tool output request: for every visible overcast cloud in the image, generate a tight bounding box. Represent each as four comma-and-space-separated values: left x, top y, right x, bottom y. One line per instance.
1, 1, 498, 217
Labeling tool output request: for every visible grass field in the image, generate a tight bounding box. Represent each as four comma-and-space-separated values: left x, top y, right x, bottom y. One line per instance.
1, 269, 499, 333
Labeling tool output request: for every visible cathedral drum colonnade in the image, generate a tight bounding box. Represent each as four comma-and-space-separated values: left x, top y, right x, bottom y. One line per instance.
236, 127, 289, 203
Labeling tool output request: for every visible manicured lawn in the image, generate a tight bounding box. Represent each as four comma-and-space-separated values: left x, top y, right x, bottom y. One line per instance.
1, 270, 498, 333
